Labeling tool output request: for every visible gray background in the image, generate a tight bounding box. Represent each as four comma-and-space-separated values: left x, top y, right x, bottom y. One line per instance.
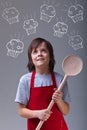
0, 0, 87, 130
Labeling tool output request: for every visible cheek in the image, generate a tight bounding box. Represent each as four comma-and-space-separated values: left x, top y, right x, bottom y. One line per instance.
31, 58, 36, 66
47, 53, 50, 59
31, 55, 36, 63
32, 56, 36, 63
45, 54, 50, 62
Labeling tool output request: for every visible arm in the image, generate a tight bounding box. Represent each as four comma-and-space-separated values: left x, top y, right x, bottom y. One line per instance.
52, 90, 70, 115
18, 103, 52, 121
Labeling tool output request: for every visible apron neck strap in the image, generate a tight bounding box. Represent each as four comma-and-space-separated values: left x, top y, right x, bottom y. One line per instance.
30, 71, 35, 88
51, 72, 57, 87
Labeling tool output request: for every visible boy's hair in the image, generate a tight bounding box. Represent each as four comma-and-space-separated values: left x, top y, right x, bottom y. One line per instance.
27, 37, 55, 72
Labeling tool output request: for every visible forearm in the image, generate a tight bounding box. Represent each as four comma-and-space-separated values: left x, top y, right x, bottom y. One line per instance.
19, 108, 38, 119
52, 90, 70, 115
18, 104, 52, 121
56, 99, 70, 115
18, 104, 38, 119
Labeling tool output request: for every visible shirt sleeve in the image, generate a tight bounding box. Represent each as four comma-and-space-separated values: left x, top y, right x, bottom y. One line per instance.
62, 81, 71, 103
15, 75, 30, 106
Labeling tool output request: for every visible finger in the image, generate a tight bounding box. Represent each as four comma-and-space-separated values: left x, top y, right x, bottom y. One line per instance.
53, 88, 57, 91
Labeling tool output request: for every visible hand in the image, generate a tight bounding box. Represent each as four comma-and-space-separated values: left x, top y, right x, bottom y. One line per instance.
36, 109, 52, 121
52, 89, 63, 104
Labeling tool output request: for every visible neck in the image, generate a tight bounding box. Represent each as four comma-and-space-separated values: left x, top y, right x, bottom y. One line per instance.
35, 67, 50, 74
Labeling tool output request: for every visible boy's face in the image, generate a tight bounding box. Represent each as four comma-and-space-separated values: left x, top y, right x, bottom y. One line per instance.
31, 42, 50, 70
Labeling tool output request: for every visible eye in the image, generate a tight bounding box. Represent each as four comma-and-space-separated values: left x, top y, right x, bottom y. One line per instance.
41, 49, 47, 53
32, 49, 37, 54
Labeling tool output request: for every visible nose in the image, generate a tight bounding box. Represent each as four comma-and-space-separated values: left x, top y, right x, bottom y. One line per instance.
37, 51, 42, 56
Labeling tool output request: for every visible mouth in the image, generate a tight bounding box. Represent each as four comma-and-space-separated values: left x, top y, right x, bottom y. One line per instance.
36, 57, 45, 62
36, 56, 44, 59
37, 58, 44, 61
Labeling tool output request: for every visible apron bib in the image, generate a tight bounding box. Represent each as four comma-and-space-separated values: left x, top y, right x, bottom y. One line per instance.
27, 71, 68, 130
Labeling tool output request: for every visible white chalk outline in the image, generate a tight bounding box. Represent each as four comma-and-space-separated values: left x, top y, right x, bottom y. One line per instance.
68, 4, 84, 23
40, 4, 56, 23
53, 21, 68, 38
6, 39, 24, 58
23, 18, 38, 35
68, 35, 83, 50
2, 6, 20, 24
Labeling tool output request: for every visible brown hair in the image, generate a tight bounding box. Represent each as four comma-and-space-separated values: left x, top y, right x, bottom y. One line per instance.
27, 37, 55, 72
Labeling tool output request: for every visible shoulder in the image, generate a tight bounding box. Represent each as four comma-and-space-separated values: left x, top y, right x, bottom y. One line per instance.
54, 72, 63, 85
19, 72, 32, 84
54, 71, 63, 79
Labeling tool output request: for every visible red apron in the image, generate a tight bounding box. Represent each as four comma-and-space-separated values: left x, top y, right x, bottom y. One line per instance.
27, 71, 68, 130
